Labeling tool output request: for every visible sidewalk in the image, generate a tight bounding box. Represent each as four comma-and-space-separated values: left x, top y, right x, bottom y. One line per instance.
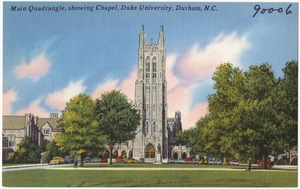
2, 163, 50, 169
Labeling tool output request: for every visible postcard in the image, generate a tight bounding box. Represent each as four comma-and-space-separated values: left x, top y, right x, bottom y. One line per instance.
2, 1, 298, 187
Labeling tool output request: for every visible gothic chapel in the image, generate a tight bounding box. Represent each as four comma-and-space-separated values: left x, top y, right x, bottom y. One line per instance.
117, 26, 190, 163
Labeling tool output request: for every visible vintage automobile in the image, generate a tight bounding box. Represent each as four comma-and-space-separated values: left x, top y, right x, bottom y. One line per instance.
100, 157, 108, 163
91, 157, 99, 163
49, 157, 65, 165
168, 158, 176, 163
228, 160, 240, 165
258, 159, 273, 168
123, 157, 138, 163
192, 158, 199, 164
214, 159, 222, 165
115, 156, 123, 162
64, 156, 74, 164
83, 157, 93, 163
184, 157, 193, 163
139, 157, 145, 163
176, 158, 185, 164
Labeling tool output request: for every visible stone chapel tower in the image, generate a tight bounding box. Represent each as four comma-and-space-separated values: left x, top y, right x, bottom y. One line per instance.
133, 26, 168, 162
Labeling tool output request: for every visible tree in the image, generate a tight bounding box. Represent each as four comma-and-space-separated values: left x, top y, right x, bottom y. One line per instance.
9, 137, 43, 163
197, 61, 299, 168
279, 61, 298, 148
56, 94, 106, 167
176, 126, 202, 157
94, 90, 140, 165
205, 63, 246, 161
240, 64, 284, 168
41, 140, 66, 163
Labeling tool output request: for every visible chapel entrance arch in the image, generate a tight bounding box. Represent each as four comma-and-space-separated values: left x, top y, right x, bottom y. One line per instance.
144, 143, 155, 158
121, 150, 127, 158
173, 152, 178, 160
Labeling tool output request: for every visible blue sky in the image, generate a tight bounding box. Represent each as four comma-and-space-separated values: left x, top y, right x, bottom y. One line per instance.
3, 2, 298, 129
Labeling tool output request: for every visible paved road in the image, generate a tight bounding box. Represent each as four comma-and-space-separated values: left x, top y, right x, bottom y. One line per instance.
3, 164, 297, 172
2, 164, 72, 172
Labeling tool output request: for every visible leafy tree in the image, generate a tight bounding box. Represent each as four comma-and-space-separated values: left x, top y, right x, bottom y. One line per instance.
55, 94, 106, 167
94, 90, 140, 165
9, 137, 43, 163
206, 63, 245, 161
198, 62, 298, 168
279, 61, 298, 148
240, 64, 287, 167
176, 126, 202, 157
41, 140, 66, 163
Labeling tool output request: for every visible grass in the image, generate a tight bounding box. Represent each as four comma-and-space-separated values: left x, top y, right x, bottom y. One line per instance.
2, 168, 297, 187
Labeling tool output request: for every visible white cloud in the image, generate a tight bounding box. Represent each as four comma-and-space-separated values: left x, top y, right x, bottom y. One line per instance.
91, 79, 119, 100
167, 32, 250, 129
176, 32, 250, 83
45, 80, 86, 110
91, 67, 137, 101
13, 54, 51, 82
3, 89, 18, 115
15, 99, 49, 118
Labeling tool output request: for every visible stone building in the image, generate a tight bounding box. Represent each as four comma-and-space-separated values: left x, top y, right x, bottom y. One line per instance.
116, 26, 189, 163
2, 113, 60, 160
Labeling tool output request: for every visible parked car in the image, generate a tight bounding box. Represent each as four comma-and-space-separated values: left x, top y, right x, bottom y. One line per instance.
91, 157, 99, 163
176, 158, 184, 164
168, 158, 176, 163
123, 157, 138, 163
208, 158, 215, 164
139, 158, 145, 163
228, 160, 240, 165
258, 159, 272, 168
192, 158, 199, 164
83, 157, 92, 163
100, 157, 108, 163
116, 156, 123, 162
200, 157, 208, 164
50, 157, 65, 165
64, 156, 74, 164
214, 159, 222, 165
184, 157, 193, 163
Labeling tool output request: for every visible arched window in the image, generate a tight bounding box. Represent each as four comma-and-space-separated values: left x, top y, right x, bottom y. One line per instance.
145, 121, 149, 135
152, 121, 156, 134
121, 150, 127, 158
104, 149, 110, 158
182, 152, 187, 159
113, 151, 118, 158
145, 143, 155, 158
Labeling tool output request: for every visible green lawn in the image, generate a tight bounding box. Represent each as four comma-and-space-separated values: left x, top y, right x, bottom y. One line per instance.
2, 168, 297, 187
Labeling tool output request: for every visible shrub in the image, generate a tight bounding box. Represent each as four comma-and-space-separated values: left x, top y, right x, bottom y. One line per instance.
10, 137, 43, 163
291, 158, 297, 165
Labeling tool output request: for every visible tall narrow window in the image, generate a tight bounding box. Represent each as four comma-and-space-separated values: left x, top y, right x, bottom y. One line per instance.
8, 135, 15, 147
152, 57, 157, 79
152, 121, 156, 134
146, 57, 150, 78
145, 121, 149, 135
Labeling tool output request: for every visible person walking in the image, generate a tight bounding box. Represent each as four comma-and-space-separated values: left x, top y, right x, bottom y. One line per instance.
245, 158, 252, 171
74, 156, 78, 168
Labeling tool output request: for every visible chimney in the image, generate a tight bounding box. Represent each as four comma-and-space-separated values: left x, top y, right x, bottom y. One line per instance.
50, 113, 58, 118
